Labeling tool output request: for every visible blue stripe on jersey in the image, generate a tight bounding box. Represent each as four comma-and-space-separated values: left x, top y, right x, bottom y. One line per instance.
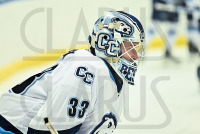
0, 115, 23, 134
0, 127, 14, 134
21, 71, 53, 95
27, 124, 82, 134
10, 64, 58, 95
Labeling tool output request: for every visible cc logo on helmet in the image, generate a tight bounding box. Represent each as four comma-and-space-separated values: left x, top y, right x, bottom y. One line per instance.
111, 17, 134, 37
96, 32, 120, 57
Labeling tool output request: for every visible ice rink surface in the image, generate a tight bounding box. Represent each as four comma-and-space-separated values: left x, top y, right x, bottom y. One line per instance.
0, 0, 200, 133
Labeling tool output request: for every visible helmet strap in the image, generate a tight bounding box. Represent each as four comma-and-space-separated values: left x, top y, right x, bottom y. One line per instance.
104, 57, 120, 63
90, 37, 96, 48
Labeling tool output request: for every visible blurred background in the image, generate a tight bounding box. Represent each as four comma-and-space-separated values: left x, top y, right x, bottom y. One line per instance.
0, 0, 200, 133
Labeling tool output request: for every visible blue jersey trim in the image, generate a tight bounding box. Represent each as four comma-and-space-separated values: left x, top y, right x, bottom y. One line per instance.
0, 115, 23, 134
100, 58, 116, 84
21, 71, 52, 95
0, 127, 14, 134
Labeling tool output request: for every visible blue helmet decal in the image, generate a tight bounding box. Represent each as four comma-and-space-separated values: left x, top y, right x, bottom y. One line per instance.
111, 17, 134, 37
95, 32, 120, 57
118, 61, 137, 85
117, 11, 144, 34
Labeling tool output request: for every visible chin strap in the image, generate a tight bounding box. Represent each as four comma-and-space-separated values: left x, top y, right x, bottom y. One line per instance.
104, 57, 120, 63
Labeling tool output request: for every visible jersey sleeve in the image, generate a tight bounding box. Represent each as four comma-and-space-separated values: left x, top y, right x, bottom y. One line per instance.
28, 51, 99, 133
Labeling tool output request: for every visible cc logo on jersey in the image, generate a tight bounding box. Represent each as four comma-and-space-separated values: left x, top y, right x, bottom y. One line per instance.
75, 66, 95, 85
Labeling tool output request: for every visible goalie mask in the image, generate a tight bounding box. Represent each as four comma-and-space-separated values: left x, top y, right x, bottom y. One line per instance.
88, 11, 145, 85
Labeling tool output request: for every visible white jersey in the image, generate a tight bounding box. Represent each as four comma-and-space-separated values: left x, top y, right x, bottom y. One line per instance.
0, 49, 123, 134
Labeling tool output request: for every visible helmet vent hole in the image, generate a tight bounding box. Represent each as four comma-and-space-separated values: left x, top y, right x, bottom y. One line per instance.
101, 19, 104, 22
116, 18, 120, 21
123, 28, 127, 32
104, 35, 108, 40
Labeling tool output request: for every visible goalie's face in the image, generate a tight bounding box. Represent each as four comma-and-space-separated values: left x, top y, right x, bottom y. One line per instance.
120, 41, 140, 63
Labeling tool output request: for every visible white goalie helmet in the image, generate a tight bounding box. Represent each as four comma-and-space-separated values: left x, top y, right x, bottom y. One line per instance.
88, 11, 145, 85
